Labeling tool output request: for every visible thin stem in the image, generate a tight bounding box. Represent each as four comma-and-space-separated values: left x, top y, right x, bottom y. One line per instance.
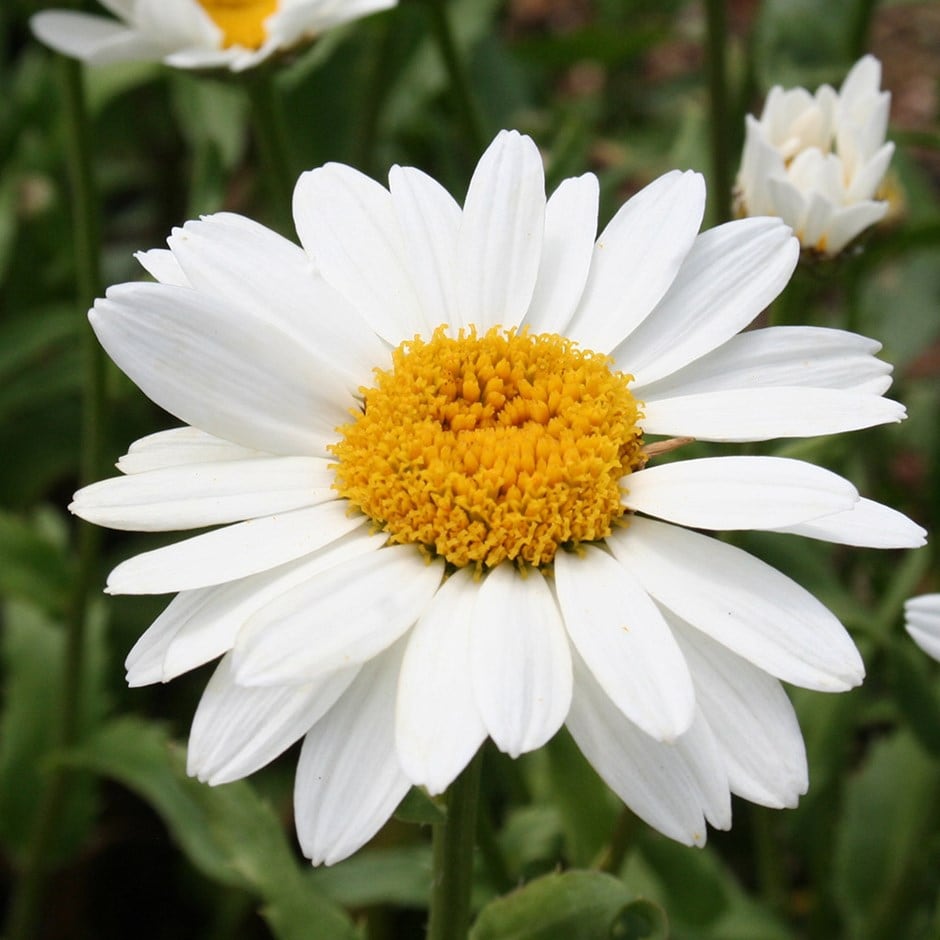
427, 749, 483, 940
848, 0, 880, 60
424, 0, 488, 154
751, 805, 788, 913
245, 68, 296, 234
704, 0, 732, 224
356, 16, 398, 177
4, 54, 105, 940
594, 806, 639, 875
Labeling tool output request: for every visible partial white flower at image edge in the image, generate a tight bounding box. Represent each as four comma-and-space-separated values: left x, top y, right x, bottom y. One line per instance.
31, 0, 397, 72
70, 129, 925, 865
905, 595, 940, 662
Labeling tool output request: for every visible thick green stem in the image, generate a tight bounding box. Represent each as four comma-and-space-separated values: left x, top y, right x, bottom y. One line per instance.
245, 69, 296, 234
427, 750, 483, 940
424, 0, 487, 154
704, 0, 733, 224
4, 54, 105, 940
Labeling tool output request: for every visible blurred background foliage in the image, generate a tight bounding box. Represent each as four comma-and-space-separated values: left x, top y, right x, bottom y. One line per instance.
1, 0, 939, 938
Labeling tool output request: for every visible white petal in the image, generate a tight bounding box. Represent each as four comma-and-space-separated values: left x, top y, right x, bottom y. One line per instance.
395, 568, 486, 793
609, 518, 864, 691
772, 497, 926, 548
135, 248, 190, 287
124, 529, 384, 685
71, 457, 336, 531
292, 163, 426, 345
456, 130, 546, 331
187, 653, 359, 785
823, 201, 887, 256
117, 427, 265, 474
668, 613, 808, 808
566, 654, 723, 846
232, 547, 444, 685
641, 386, 905, 441
30, 11, 153, 63
91, 283, 347, 457
470, 565, 571, 758
905, 595, 940, 663
566, 171, 705, 353
623, 456, 858, 531
106, 501, 366, 595
555, 546, 695, 741
522, 173, 599, 334
294, 640, 411, 866
388, 165, 462, 330
634, 326, 892, 400
616, 218, 798, 386
166, 213, 386, 389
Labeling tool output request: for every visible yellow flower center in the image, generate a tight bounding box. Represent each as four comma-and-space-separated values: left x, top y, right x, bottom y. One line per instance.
331, 327, 646, 569
197, 0, 277, 49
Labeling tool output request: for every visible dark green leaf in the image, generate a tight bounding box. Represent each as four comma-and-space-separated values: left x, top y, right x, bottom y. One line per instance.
394, 785, 446, 825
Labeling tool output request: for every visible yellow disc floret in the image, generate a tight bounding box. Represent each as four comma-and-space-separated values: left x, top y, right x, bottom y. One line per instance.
331, 327, 646, 569
198, 0, 277, 49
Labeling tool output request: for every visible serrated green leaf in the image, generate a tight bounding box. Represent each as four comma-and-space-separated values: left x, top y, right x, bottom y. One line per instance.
470, 870, 634, 940
57, 718, 360, 940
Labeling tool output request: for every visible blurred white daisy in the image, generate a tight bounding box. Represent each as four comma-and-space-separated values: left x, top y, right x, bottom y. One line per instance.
31, 0, 396, 71
736, 55, 895, 256
905, 595, 940, 662
72, 130, 924, 865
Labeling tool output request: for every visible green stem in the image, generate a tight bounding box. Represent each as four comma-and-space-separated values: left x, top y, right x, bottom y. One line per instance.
704, 0, 732, 224
427, 749, 483, 940
424, 0, 488, 154
848, 0, 880, 59
356, 16, 398, 177
245, 69, 296, 234
595, 806, 639, 875
4, 54, 105, 940
751, 805, 788, 913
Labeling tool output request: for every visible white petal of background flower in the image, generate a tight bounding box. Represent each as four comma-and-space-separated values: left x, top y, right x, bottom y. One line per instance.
623, 456, 858, 531
71, 456, 336, 531
232, 548, 444, 685
905, 595, 940, 663
609, 518, 865, 691
124, 529, 384, 685
616, 217, 798, 387
522, 173, 599, 335
566, 170, 705, 353
456, 129, 545, 331
294, 638, 411, 866
395, 568, 487, 794
554, 546, 695, 742
106, 501, 366, 595
470, 565, 571, 758
188, 652, 359, 785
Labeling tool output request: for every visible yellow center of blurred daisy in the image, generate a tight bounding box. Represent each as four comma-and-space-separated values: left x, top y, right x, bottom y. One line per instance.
331, 327, 645, 569
198, 0, 277, 49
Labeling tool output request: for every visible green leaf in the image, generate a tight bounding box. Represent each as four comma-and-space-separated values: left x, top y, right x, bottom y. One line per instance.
57, 718, 360, 940
394, 785, 446, 825
610, 898, 669, 940
0, 509, 75, 616
887, 638, 940, 757
0, 600, 107, 864
832, 730, 940, 940
310, 845, 433, 908
470, 870, 638, 940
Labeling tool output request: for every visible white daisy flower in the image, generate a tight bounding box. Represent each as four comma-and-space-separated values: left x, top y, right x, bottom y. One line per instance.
736, 55, 895, 256
31, 0, 396, 72
72, 130, 925, 865
905, 595, 940, 662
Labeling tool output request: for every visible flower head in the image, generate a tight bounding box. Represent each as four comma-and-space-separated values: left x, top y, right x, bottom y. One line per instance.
905, 594, 940, 662
736, 55, 895, 256
31, 0, 396, 71
72, 130, 925, 865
